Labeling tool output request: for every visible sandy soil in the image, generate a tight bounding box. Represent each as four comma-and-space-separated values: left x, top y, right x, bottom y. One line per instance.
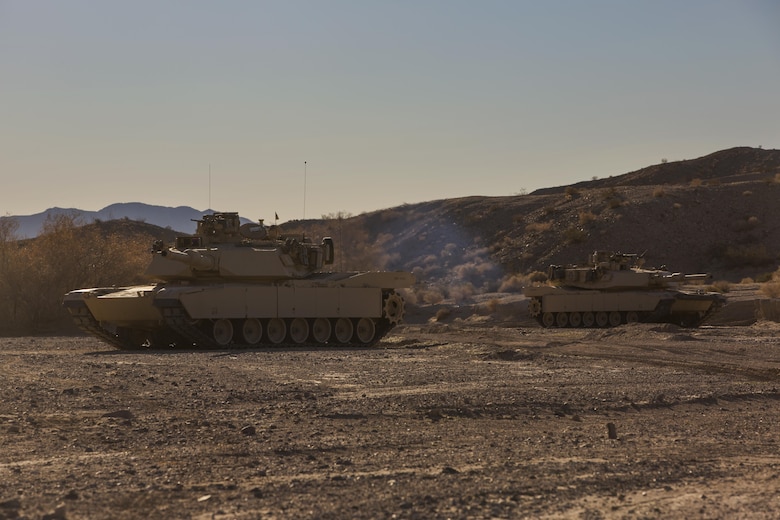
2, 314, 780, 519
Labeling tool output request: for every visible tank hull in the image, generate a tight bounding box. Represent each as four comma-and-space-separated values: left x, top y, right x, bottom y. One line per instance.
524, 285, 725, 328
64, 272, 413, 349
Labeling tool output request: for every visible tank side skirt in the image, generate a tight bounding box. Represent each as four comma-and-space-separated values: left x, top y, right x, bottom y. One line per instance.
539, 291, 662, 313
176, 285, 383, 319
534, 291, 722, 328
157, 290, 399, 349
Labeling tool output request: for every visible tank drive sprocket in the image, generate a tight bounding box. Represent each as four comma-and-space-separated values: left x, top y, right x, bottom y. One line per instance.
528, 298, 542, 317
383, 292, 406, 325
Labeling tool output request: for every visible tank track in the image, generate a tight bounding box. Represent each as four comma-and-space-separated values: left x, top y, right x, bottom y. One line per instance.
531, 295, 724, 329
158, 301, 395, 349
65, 301, 143, 350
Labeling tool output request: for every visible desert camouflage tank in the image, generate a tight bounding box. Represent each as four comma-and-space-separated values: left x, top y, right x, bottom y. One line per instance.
523, 251, 725, 328
64, 212, 414, 349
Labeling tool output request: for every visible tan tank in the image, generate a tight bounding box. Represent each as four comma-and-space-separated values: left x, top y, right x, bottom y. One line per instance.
523, 251, 725, 328
63, 212, 414, 349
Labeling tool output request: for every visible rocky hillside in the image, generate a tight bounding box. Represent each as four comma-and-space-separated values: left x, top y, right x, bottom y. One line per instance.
19, 147, 780, 294
349, 147, 780, 291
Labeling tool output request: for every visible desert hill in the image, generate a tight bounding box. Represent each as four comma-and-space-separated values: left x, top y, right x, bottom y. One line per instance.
349, 147, 780, 289
534, 146, 780, 194
7, 147, 780, 292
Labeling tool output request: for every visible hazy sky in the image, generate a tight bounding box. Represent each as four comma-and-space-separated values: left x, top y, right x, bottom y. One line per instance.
2, 1, 779, 222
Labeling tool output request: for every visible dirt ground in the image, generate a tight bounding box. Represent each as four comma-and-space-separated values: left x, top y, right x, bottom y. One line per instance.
2, 298, 780, 519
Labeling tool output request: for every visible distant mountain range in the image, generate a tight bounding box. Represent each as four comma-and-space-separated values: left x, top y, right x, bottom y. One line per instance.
5, 203, 219, 238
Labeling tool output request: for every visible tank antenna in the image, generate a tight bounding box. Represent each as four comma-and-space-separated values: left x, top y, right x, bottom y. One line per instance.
303, 160, 307, 220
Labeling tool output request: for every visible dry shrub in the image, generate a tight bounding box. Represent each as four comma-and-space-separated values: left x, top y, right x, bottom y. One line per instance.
564, 186, 580, 200
527, 270, 548, 283
712, 244, 774, 268
463, 247, 490, 262
525, 221, 553, 233
440, 243, 459, 258
498, 274, 524, 293
399, 288, 418, 305
709, 280, 731, 293
0, 214, 154, 334
601, 189, 622, 209
563, 226, 587, 244
733, 217, 760, 232
690, 178, 703, 187
418, 288, 444, 305
653, 187, 665, 198
743, 190, 753, 197
761, 282, 780, 299
483, 298, 500, 313
740, 277, 755, 284
435, 307, 452, 321
578, 210, 597, 225
448, 283, 476, 303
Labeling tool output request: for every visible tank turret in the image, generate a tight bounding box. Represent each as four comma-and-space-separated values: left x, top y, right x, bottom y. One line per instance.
524, 251, 725, 328
64, 212, 414, 349
146, 213, 335, 281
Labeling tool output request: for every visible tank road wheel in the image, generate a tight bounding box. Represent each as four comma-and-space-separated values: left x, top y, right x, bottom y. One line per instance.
595, 312, 609, 327
608, 311, 622, 327
582, 312, 596, 328
541, 312, 555, 328
267, 318, 287, 345
356, 318, 376, 344
383, 293, 406, 325
528, 298, 542, 317
568, 312, 582, 328
242, 319, 263, 345
311, 318, 331, 344
556, 312, 569, 328
333, 318, 354, 344
625, 311, 639, 324
213, 319, 234, 346
289, 318, 309, 344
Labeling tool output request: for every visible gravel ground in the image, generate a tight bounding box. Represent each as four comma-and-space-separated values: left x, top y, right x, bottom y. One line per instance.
2, 317, 780, 519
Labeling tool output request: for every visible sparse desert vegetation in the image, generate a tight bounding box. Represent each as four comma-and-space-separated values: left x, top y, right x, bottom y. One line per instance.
1, 146, 780, 335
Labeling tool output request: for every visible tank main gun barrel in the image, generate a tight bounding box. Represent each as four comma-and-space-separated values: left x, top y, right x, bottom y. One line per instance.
681, 273, 711, 284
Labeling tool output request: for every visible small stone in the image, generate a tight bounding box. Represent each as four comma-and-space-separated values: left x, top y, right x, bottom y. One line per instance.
102, 410, 133, 420
42, 503, 67, 520
0, 498, 21, 510
240, 425, 256, 436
